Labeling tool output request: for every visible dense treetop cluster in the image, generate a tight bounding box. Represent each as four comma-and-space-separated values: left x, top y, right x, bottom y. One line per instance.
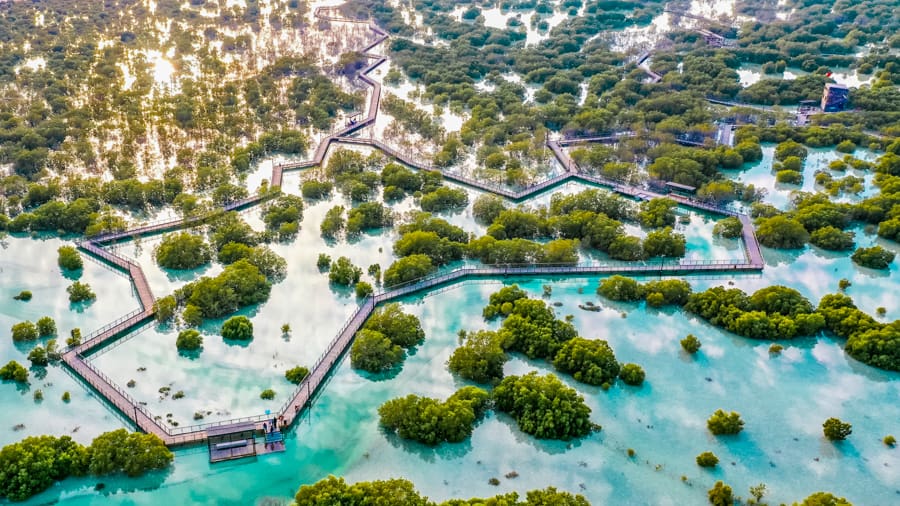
0, 430, 172, 501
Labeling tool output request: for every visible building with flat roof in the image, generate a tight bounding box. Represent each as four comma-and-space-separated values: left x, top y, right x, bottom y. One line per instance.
821, 83, 849, 112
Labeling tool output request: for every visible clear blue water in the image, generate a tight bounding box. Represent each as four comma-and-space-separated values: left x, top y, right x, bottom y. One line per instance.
16, 277, 900, 505
0, 235, 133, 447
2, 145, 899, 505
724, 145, 880, 212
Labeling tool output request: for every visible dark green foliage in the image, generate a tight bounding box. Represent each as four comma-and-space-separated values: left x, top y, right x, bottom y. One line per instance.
355, 281, 374, 298
394, 230, 464, 265
154, 232, 212, 270
549, 190, 630, 221
321, 205, 345, 239
816, 293, 880, 339
209, 212, 258, 251
0, 360, 28, 382
793, 201, 851, 232
218, 242, 253, 264
419, 186, 469, 213
608, 235, 644, 260
285, 366, 309, 384
57, 246, 83, 270
329, 256, 362, 286
67, 281, 96, 303
381, 163, 423, 195
262, 194, 303, 238
294, 476, 430, 506
175, 330, 202, 351
482, 284, 528, 319
347, 202, 393, 235
851, 245, 895, 269
317, 253, 332, 270
493, 372, 595, 440
845, 321, 900, 371
518, 488, 591, 506
642, 227, 686, 258
707, 409, 744, 435
13, 291, 32, 301
301, 180, 333, 200
775, 140, 808, 161
708, 481, 734, 506
472, 194, 508, 225
241, 246, 287, 281
383, 254, 436, 287
11, 321, 39, 342
448, 330, 506, 384
36, 316, 56, 337
466, 236, 578, 265
377, 386, 489, 445
363, 303, 425, 348
552, 338, 620, 387
643, 279, 692, 306
153, 295, 177, 323
221, 316, 253, 340
696, 451, 719, 468
293, 475, 590, 505
176, 260, 271, 319
0, 428, 173, 501
491, 209, 545, 239
681, 334, 702, 354
398, 212, 468, 243
86, 429, 173, 477
498, 298, 577, 360
794, 492, 853, 506
637, 198, 677, 228
260, 389, 276, 400
776, 169, 803, 184
27, 346, 49, 366
749, 286, 814, 317
810, 226, 855, 251
618, 363, 645, 386
597, 276, 643, 302
686, 285, 824, 340
713, 217, 742, 238
755, 215, 809, 249
822, 417, 852, 441
350, 329, 405, 373
0, 435, 88, 501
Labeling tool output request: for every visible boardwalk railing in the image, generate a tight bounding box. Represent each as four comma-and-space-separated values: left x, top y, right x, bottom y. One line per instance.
68, 308, 146, 352
59, 7, 768, 448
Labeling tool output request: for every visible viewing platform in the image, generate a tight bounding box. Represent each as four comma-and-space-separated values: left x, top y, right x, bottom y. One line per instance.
63, 8, 767, 448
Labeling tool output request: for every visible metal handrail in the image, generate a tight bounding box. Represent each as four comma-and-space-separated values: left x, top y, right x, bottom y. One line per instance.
54, 7, 768, 445
70, 308, 146, 352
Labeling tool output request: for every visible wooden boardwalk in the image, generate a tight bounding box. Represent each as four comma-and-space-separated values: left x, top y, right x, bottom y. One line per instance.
62, 9, 767, 447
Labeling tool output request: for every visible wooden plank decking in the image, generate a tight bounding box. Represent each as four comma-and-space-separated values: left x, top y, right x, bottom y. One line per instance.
62, 8, 768, 448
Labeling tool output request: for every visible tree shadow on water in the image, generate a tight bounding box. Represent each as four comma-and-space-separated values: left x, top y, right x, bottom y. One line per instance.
353, 363, 404, 382
493, 411, 580, 456
380, 426, 474, 463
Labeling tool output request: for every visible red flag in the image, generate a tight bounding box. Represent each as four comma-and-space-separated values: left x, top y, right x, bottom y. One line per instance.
826, 72, 832, 77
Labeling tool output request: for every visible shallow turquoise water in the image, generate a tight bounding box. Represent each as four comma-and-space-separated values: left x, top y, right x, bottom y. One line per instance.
0, 235, 134, 447
724, 145, 880, 212
20, 277, 900, 506
3, 151, 900, 505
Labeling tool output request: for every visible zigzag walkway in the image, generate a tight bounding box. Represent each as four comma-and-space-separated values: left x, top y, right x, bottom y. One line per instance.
61, 9, 766, 447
